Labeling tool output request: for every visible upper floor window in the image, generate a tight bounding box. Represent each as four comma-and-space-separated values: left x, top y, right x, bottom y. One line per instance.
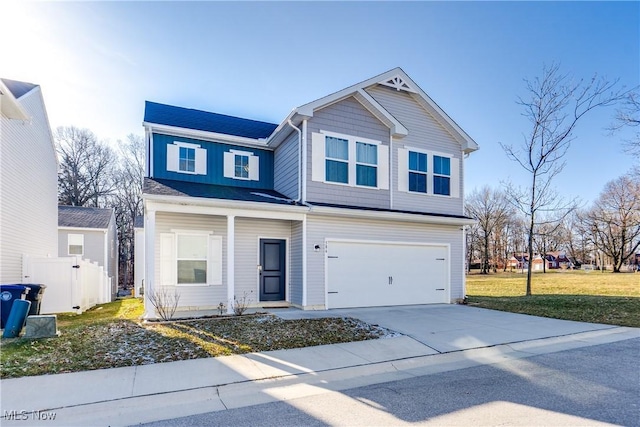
398, 148, 459, 198
224, 150, 259, 181
433, 155, 451, 196
311, 131, 389, 190
68, 234, 84, 255
408, 151, 427, 193
325, 136, 349, 184
356, 142, 377, 187
179, 146, 196, 173
167, 141, 207, 175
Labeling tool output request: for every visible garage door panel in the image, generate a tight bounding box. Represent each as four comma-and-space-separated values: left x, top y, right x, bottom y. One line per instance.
327, 241, 448, 309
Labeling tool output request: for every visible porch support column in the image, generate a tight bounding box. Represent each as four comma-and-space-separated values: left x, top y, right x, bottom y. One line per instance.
226, 215, 235, 314
143, 209, 156, 319
302, 216, 307, 307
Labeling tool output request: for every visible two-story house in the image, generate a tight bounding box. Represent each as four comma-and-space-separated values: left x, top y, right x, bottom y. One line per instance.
142, 68, 478, 318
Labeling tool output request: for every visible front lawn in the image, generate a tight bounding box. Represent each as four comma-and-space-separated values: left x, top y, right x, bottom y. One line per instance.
466, 270, 640, 327
0, 299, 390, 379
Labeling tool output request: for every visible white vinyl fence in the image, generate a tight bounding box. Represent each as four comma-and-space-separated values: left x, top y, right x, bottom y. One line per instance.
22, 256, 111, 314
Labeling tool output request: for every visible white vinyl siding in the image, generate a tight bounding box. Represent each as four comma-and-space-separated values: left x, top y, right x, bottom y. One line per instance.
223, 150, 259, 181
167, 141, 207, 175
0, 86, 58, 282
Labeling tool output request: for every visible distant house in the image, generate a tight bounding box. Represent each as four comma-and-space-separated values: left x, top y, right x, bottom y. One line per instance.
58, 206, 118, 299
545, 251, 573, 269
0, 78, 58, 283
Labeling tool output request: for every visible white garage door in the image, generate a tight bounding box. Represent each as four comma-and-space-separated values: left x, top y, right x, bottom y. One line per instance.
326, 240, 449, 309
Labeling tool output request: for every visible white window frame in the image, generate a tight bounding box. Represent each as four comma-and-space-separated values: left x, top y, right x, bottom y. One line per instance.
160, 231, 222, 287
224, 149, 260, 181
398, 147, 459, 198
407, 148, 428, 194
432, 154, 452, 196
311, 130, 389, 190
167, 141, 207, 175
355, 141, 378, 188
68, 234, 84, 256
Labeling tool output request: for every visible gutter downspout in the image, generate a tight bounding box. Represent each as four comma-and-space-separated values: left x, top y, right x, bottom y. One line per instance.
286, 119, 303, 203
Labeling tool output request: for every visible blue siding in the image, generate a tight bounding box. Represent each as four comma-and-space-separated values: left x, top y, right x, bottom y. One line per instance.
152, 133, 274, 189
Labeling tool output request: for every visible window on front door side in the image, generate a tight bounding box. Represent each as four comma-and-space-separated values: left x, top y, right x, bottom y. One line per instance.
177, 234, 207, 284
325, 136, 349, 184
179, 147, 196, 173
408, 151, 427, 193
356, 142, 377, 187
433, 155, 451, 196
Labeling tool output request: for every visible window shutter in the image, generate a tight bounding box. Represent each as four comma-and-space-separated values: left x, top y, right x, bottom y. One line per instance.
195, 147, 207, 175
249, 155, 259, 181
208, 235, 222, 285
160, 233, 175, 287
167, 144, 179, 172
223, 152, 235, 178
397, 148, 408, 192
378, 144, 389, 190
450, 157, 460, 198
311, 132, 325, 182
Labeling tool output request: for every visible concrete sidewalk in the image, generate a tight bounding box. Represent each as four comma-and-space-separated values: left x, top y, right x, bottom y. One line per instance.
1, 306, 638, 427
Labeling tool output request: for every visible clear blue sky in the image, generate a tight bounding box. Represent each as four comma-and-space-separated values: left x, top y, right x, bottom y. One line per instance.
3, 1, 638, 204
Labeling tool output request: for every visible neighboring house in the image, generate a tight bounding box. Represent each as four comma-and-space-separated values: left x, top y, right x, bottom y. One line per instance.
545, 251, 573, 269
58, 206, 118, 299
134, 215, 145, 297
0, 78, 58, 283
142, 68, 479, 318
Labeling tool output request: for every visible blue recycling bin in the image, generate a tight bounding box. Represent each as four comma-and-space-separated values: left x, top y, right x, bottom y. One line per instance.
0, 285, 30, 329
3, 299, 31, 338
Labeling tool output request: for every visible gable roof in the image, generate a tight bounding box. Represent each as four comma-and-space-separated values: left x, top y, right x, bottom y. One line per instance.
0, 78, 35, 120
268, 68, 479, 153
143, 101, 278, 140
1, 78, 38, 99
58, 206, 114, 229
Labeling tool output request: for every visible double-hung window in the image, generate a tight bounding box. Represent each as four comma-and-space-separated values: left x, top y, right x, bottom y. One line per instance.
177, 234, 208, 285
325, 136, 349, 184
167, 141, 207, 175
312, 131, 389, 189
356, 142, 377, 187
398, 148, 459, 198
179, 146, 196, 173
408, 151, 427, 193
160, 232, 222, 287
433, 155, 451, 196
223, 150, 259, 181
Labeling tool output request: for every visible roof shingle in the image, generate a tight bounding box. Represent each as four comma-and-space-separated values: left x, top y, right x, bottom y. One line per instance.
58, 206, 114, 229
144, 101, 278, 140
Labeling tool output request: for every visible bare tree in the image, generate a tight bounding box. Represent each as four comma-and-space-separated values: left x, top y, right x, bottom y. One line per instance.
581, 173, 640, 272
109, 134, 145, 289
56, 126, 117, 207
466, 186, 513, 274
610, 91, 640, 156
501, 64, 627, 295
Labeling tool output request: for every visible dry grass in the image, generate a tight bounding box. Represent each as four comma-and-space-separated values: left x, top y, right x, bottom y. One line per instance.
0, 299, 390, 379
466, 270, 640, 327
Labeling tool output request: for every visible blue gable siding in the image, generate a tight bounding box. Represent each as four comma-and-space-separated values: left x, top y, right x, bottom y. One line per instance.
152, 133, 274, 189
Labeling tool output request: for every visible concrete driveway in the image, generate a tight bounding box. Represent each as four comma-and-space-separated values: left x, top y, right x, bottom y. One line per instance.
271, 304, 616, 353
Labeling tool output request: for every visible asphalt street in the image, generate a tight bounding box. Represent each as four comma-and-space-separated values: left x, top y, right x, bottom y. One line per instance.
137, 338, 640, 427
